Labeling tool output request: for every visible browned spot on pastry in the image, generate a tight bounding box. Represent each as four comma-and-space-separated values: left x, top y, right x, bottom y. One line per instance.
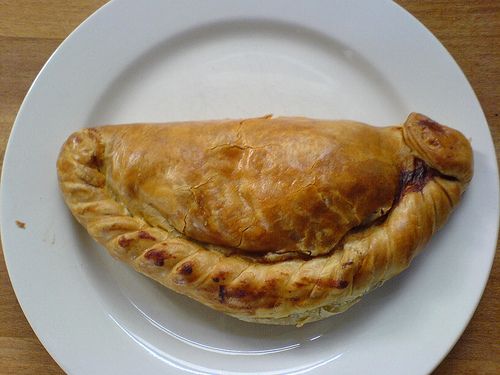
212, 271, 228, 282
265, 301, 279, 309
317, 279, 349, 289
265, 278, 278, 289
293, 280, 308, 288
88, 153, 103, 170
144, 249, 168, 266
288, 231, 301, 241
106, 223, 132, 232
218, 285, 226, 303
295, 276, 349, 290
118, 236, 132, 248
15, 220, 26, 229
337, 280, 349, 289
428, 138, 440, 146
73, 135, 82, 144
221, 280, 281, 306
138, 231, 156, 241
231, 289, 247, 298
179, 262, 193, 275
232, 288, 268, 301
418, 118, 445, 133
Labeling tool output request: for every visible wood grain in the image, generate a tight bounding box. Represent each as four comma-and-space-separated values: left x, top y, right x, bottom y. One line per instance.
0, 1, 498, 374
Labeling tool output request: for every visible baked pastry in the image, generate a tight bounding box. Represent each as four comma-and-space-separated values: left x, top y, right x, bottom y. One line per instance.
57, 113, 473, 326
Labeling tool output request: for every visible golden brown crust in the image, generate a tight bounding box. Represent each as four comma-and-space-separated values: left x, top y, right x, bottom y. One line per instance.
57, 114, 473, 325
99, 117, 404, 256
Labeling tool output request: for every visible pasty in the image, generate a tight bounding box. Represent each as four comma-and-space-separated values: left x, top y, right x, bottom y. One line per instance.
57, 113, 473, 325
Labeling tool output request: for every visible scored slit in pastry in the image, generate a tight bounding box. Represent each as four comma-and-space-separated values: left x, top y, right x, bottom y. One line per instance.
57, 113, 473, 326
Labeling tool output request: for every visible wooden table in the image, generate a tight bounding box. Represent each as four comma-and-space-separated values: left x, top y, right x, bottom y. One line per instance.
0, 1, 498, 374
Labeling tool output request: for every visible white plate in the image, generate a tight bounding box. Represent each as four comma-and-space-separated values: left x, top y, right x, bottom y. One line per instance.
1, 1, 498, 374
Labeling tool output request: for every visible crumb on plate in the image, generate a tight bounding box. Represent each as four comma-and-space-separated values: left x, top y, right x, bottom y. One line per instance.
15, 220, 26, 229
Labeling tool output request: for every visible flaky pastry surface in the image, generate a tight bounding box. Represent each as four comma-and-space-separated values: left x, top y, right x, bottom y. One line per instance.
57, 113, 472, 325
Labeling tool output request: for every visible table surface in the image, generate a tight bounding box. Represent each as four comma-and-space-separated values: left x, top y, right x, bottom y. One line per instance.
0, 1, 498, 374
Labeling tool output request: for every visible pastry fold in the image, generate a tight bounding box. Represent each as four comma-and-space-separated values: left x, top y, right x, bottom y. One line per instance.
57, 113, 472, 325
